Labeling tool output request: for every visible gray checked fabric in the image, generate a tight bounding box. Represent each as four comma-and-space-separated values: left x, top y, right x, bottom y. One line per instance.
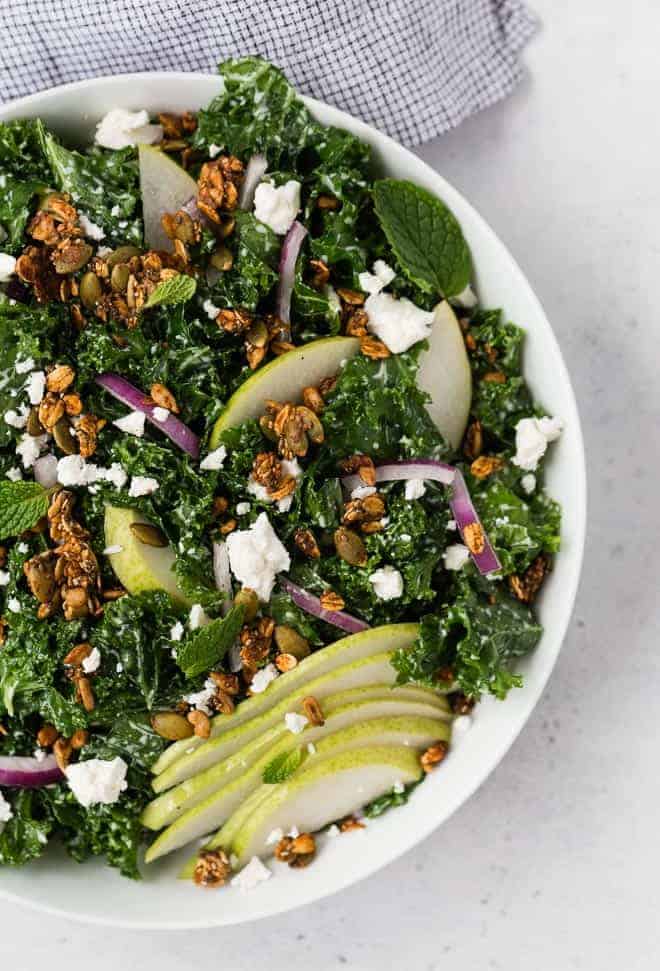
0, 0, 537, 145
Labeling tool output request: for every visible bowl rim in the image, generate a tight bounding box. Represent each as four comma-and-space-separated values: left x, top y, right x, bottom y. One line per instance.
0, 70, 587, 930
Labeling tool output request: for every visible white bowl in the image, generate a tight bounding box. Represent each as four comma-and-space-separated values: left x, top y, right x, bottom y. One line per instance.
0, 73, 586, 929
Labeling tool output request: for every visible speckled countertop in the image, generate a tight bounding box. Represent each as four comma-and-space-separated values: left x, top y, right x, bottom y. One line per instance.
1, 2, 658, 967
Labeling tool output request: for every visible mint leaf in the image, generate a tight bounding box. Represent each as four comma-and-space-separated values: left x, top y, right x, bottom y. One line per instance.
0, 481, 49, 539
372, 179, 472, 298
145, 274, 197, 309
176, 605, 244, 679
262, 746, 304, 784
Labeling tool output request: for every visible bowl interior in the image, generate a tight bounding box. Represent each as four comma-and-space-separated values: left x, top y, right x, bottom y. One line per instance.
0, 73, 586, 929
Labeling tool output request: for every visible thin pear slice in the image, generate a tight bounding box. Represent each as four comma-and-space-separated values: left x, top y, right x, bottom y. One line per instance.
148, 713, 447, 863
143, 690, 449, 831
139, 145, 198, 252
151, 623, 418, 778
104, 505, 191, 606
417, 300, 472, 449
209, 336, 360, 448
231, 745, 424, 867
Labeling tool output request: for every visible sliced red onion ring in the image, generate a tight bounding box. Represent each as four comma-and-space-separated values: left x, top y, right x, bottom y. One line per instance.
0, 754, 63, 788
238, 153, 268, 210
95, 373, 200, 460
279, 577, 370, 634
341, 459, 501, 576
212, 540, 233, 616
275, 220, 308, 335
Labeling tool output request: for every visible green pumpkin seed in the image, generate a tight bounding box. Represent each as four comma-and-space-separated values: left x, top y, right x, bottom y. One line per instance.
52, 417, 77, 455
234, 587, 259, 621
151, 711, 194, 741
246, 319, 269, 348
210, 246, 234, 272
334, 526, 367, 567
26, 407, 44, 437
129, 522, 169, 547
106, 245, 141, 267
79, 271, 103, 309
274, 625, 310, 660
53, 241, 93, 275
110, 263, 130, 292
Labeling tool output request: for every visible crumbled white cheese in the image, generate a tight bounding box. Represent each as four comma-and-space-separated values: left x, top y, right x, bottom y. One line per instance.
326, 823, 340, 839
113, 410, 146, 437
450, 284, 478, 309
326, 284, 342, 317
189, 603, 210, 630
100, 463, 128, 490
358, 259, 396, 295
184, 678, 217, 715
247, 458, 301, 512
5, 467, 22, 481
16, 542, 28, 554
284, 712, 309, 735
444, 543, 470, 571
365, 292, 434, 353
250, 663, 279, 694
95, 109, 163, 150
25, 370, 46, 405
521, 473, 536, 494
236, 502, 251, 516
351, 485, 376, 500
266, 827, 284, 846
116, 662, 124, 673
128, 475, 159, 498
4, 405, 28, 429
65, 757, 128, 807
152, 406, 170, 423
170, 621, 184, 642
253, 180, 301, 235
57, 454, 94, 487
225, 512, 291, 601
0, 253, 17, 282
307, 742, 317, 755
33, 453, 58, 488
97, 245, 113, 258
14, 356, 35, 375
78, 212, 105, 241
392, 780, 405, 794
7, 597, 22, 614
369, 566, 404, 601
0, 571, 10, 587
512, 416, 563, 471
208, 144, 222, 159
231, 855, 271, 891
102, 545, 123, 556
200, 445, 227, 471
404, 478, 426, 501
16, 433, 47, 469
203, 298, 220, 320
82, 647, 101, 674
34, 748, 47, 763
0, 791, 13, 823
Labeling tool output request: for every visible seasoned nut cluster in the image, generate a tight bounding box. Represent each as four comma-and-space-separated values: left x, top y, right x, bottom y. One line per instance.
509, 554, 549, 603
16, 193, 92, 304
197, 156, 244, 223
274, 832, 316, 868
37, 719, 89, 771
258, 400, 324, 460
214, 310, 295, 371
193, 848, 232, 888
342, 490, 387, 534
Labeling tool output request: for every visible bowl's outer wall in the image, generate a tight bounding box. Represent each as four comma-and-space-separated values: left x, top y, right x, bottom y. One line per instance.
0, 73, 586, 929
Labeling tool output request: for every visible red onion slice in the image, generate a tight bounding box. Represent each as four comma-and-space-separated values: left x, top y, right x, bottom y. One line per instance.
0, 754, 63, 788
238, 153, 268, 210
279, 577, 370, 634
212, 540, 233, 616
341, 459, 501, 576
95, 373, 200, 459
275, 220, 308, 334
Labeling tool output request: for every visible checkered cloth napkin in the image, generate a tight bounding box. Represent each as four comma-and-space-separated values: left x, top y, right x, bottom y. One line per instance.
0, 0, 536, 146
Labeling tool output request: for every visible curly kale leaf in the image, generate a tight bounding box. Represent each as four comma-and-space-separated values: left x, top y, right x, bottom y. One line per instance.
0, 177, 46, 254
0, 120, 51, 181
392, 579, 542, 700
0, 790, 52, 867
202, 210, 280, 313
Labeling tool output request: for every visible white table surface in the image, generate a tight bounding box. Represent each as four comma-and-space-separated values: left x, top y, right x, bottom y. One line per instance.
2, 1, 658, 967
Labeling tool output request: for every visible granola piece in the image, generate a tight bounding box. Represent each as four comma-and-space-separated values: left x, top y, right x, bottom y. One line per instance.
294, 528, 321, 559
302, 696, 325, 726
216, 308, 253, 334
339, 815, 365, 832
319, 590, 346, 612
274, 833, 316, 868
463, 522, 486, 556
150, 382, 179, 413
197, 156, 244, 223
194, 849, 232, 888
508, 554, 549, 604
463, 420, 483, 461
187, 710, 211, 739
420, 741, 449, 772
340, 454, 376, 487
46, 364, 75, 394
470, 455, 505, 480
252, 452, 282, 490
76, 414, 106, 459
360, 335, 390, 360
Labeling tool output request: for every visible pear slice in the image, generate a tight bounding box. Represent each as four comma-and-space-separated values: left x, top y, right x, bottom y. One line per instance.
417, 300, 472, 449
139, 145, 198, 252
148, 712, 446, 863
103, 505, 191, 606
209, 336, 360, 448
230, 744, 424, 867
151, 623, 418, 779
143, 689, 449, 832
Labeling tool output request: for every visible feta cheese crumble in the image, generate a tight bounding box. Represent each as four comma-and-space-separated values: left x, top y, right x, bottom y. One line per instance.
152, 406, 170, 423
225, 512, 291, 601
82, 647, 101, 674
113, 410, 146, 437
236, 501, 251, 516
200, 445, 227, 471
521, 473, 536, 494
25, 370, 46, 405
65, 757, 128, 807
33, 453, 58, 488
365, 292, 434, 354
444, 543, 471, 571
249, 663, 279, 694
16, 433, 47, 469
0, 571, 10, 586
512, 416, 563, 471
4, 406, 28, 429
170, 621, 184, 642
404, 478, 426, 501
78, 212, 105, 241
5, 467, 22, 481
369, 566, 404, 600
358, 259, 396, 295
185, 679, 217, 715
284, 712, 309, 735
0, 253, 17, 282
231, 856, 271, 891
203, 298, 220, 320
351, 485, 376, 500
253, 180, 301, 235
14, 356, 35, 375
7, 597, 21, 614
189, 603, 210, 630
95, 109, 163, 150
128, 475, 159, 498
0, 791, 13, 824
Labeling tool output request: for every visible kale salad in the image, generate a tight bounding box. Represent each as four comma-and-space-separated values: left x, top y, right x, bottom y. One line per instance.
0, 57, 562, 889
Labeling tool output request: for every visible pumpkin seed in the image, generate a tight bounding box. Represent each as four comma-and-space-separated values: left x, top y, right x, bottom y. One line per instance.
210, 246, 234, 272
274, 625, 310, 660
297, 406, 324, 444
110, 263, 130, 292
246, 319, 269, 348
234, 587, 259, 621
259, 414, 278, 442
334, 526, 368, 567
173, 211, 197, 243
52, 416, 77, 455
79, 271, 103, 309
26, 407, 44, 437
282, 416, 308, 457
106, 245, 141, 267
53, 241, 93, 275
151, 711, 194, 741
129, 522, 169, 547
